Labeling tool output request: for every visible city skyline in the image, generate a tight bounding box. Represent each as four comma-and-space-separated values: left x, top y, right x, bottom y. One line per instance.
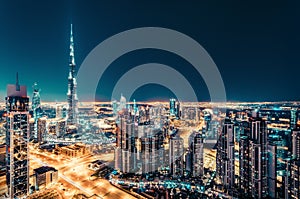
1, 1, 300, 199
0, 1, 299, 102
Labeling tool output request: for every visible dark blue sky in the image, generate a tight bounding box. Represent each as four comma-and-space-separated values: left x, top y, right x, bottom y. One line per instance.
0, 0, 299, 102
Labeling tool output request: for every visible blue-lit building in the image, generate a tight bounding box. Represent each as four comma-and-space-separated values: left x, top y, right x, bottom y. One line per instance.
31, 82, 42, 140
291, 108, 298, 129
169, 98, 180, 119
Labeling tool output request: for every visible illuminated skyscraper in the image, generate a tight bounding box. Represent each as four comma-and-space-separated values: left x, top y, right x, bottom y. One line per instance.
239, 135, 250, 197
31, 82, 41, 112
140, 127, 164, 173
133, 99, 137, 115
267, 143, 277, 199
112, 100, 118, 115
56, 119, 66, 138
289, 160, 300, 199
292, 130, 300, 160
5, 73, 30, 199
188, 131, 204, 177
119, 94, 126, 110
29, 118, 35, 139
115, 112, 137, 173
31, 82, 41, 140
248, 117, 268, 198
56, 104, 66, 119
238, 116, 278, 198
291, 108, 298, 129
287, 129, 300, 199
122, 120, 137, 173
169, 98, 180, 119
169, 135, 184, 176
216, 119, 235, 192
67, 24, 78, 126
138, 106, 150, 124
169, 98, 176, 116
37, 117, 47, 144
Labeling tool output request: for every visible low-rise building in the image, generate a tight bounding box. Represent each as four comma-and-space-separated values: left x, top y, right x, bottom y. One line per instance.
34, 166, 58, 190
58, 143, 88, 157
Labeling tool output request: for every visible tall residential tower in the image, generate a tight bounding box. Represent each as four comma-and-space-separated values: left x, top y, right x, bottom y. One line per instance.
5, 73, 30, 199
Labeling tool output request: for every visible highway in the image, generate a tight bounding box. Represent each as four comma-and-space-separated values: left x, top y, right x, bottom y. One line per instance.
29, 146, 137, 199
32, 157, 94, 197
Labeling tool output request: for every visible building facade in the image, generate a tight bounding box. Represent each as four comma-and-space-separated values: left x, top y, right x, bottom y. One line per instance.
5, 74, 30, 199
34, 166, 58, 190
216, 119, 235, 191
169, 135, 184, 176
37, 117, 47, 144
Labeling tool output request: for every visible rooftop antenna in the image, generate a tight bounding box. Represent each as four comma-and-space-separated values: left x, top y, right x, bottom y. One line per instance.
16, 72, 20, 91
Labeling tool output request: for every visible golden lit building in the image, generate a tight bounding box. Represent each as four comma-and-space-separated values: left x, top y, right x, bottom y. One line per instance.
37, 117, 47, 144
34, 166, 58, 189
58, 143, 88, 158
0, 144, 5, 163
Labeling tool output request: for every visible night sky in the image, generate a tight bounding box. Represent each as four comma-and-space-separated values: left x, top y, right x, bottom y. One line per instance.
0, 0, 299, 102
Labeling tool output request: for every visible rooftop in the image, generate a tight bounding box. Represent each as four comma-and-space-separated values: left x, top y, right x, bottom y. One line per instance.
34, 166, 57, 174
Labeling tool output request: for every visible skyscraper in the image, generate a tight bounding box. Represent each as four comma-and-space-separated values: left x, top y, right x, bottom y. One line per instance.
248, 117, 268, 198
56, 119, 66, 138
287, 129, 300, 198
169, 135, 184, 176
37, 117, 47, 144
169, 98, 180, 119
115, 112, 137, 173
31, 82, 41, 113
140, 127, 164, 173
123, 120, 137, 173
291, 108, 298, 129
267, 143, 277, 199
292, 129, 300, 160
119, 94, 126, 110
67, 24, 78, 126
133, 99, 137, 115
216, 119, 235, 192
238, 116, 278, 198
188, 131, 204, 177
31, 82, 41, 140
5, 73, 30, 199
289, 160, 300, 199
239, 135, 250, 197
112, 100, 118, 116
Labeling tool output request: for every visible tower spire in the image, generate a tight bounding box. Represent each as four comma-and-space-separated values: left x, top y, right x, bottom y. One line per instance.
16, 72, 20, 91
69, 23, 75, 69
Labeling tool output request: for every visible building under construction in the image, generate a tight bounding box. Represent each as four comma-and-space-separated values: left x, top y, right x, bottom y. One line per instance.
5, 73, 30, 199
